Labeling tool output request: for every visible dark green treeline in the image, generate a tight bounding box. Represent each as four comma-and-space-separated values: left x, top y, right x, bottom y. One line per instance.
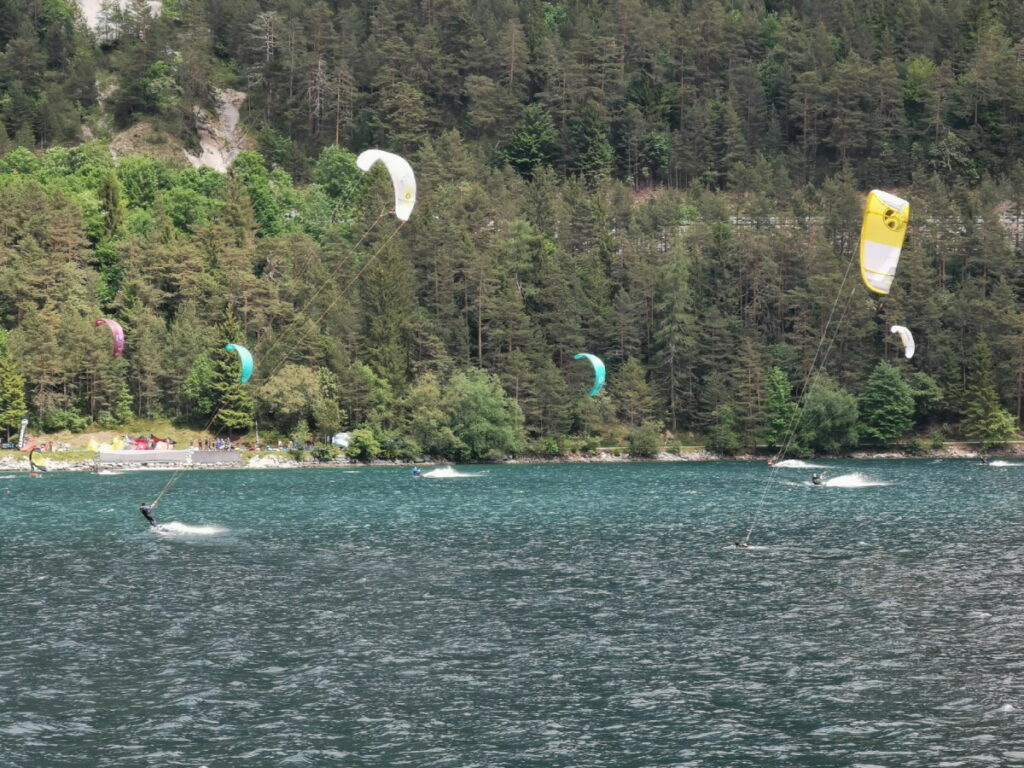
0, 0, 1022, 456
4, 0, 1024, 187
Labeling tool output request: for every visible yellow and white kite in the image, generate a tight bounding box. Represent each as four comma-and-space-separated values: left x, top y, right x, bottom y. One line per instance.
859, 190, 910, 295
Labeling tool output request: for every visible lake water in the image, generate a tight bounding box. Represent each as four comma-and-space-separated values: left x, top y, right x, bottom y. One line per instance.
2, 460, 1023, 766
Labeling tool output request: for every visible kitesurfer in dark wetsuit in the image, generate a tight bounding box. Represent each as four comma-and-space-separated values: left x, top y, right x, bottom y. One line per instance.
140, 503, 157, 527
28, 447, 47, 476
811, 473, 823, 485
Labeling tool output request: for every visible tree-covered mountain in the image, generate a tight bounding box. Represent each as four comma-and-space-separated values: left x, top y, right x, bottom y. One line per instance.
0, 0, 1022, 457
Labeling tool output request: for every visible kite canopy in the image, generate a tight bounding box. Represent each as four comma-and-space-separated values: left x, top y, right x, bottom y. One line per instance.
859, 189, 910, 295
94, 318, 125, 358
573, 353, 606, 396
356, 149, 416, 221
890, 325, 915, 359
225, 344, 253, 383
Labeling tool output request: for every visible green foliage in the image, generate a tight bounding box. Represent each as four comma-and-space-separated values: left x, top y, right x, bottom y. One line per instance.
182, 354, 217, 420
444, 369, 524, 461
905, 438, 925, 455
98, 171, 125, 239
706, 404, 743, 456
117, 156, 172, 208
614, 358, 658, 426
339, 363, 392, 428
311, 443, 340, 462
399, 374, 461, 458
4, 0, 1024, 458
41, 407, 90, 433
346, 427, 380, 461
501, 105, 558, 178
0, 148, 42, 176
858, 362, 915, 445
141, 61, 181, 116
762, 366, 800, 450
527, 435, 562, 456
230, 152, 286, 236
566, 102, 614, 184
313, 146, 363, 201
374, 428, 420, 461
256, 363, 319, 435
627, 421, 662, 458
311, 368, 343, 439
112, 381, 135, 426
210, 314, 254, 433
908, 371, 942, 427
802, 376, 859, 454
961, 342, 1019, 450
163, 186, 211, 231
0, 346, 28, 439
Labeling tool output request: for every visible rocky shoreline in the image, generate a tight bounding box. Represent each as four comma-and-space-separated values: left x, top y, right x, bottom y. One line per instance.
2, 443, 1021, 473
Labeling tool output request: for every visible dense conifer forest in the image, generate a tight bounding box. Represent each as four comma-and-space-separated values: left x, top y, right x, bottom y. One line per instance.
1, 0, 1023, 458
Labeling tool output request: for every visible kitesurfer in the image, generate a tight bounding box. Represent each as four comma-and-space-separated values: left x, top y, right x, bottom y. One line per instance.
140, 502, 157, 527
411, 467, 422, 476
28, 447, 47, 475
811, 473, 823, 486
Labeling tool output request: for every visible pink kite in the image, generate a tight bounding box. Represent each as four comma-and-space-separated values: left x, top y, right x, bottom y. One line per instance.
94, 318, 125, 358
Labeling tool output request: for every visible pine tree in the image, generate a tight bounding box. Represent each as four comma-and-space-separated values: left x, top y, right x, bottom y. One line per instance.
501, 105, 558, 179
211, 313, 254, 433
0, 347, 28, 440
566, 102, 614, 184
98, 170, 125, 239
614, 358, 657, 425
763, 366, 800, 451
111, 380, 134, 425
706, 403, 742, 456
363, 243, 414, 392
802, 375, 858, 454
653, 251, 697, 431
858, 361, 915, 445
961, 341, 1018, 450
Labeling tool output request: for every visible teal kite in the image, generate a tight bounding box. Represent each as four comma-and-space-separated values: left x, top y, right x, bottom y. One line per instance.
574, 353, 606, 396
225, 344, 253, 383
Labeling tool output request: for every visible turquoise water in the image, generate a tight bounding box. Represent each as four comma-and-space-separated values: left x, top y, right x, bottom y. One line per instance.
2, 460, 1023, 767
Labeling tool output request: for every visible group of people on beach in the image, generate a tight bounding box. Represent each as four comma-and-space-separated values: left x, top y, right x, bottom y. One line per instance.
190, 438, 234, 450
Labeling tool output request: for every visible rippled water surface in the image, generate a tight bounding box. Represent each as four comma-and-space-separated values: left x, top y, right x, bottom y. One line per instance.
2, 460, 1023, 766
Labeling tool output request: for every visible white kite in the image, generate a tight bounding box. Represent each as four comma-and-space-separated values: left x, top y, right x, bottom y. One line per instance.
356, 150, 416, 221
890, 325, 915, 359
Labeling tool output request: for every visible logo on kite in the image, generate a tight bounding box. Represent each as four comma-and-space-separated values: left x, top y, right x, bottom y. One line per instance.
890, 325, 915, 359
225, 344, 254, 383
94, 318, 125, 358
356, 149, 416, 221
859, 190, 910, 295
573, 353, 606, 396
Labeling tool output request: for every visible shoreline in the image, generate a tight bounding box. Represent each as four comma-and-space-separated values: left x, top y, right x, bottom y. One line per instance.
2, 443, 1021, 472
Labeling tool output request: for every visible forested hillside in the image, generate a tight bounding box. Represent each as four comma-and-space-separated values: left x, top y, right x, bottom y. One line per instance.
1, 0, 1023, 458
